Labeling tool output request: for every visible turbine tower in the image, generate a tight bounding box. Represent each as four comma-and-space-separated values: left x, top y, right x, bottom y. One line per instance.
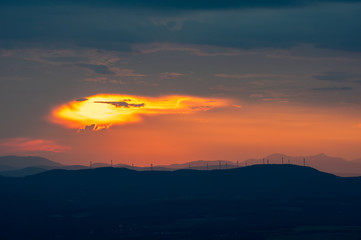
303, 158, 306, 166
219, 160, 222, 170
90, 161, 92, 169
282, 156, 284, 164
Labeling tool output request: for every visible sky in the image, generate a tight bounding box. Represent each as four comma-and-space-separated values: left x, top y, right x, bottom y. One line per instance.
1, 0, 361, 166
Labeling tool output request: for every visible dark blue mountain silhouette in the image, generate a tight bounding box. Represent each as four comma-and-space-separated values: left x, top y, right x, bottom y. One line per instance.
0, 155, 61, 169
1, 165, 361, 239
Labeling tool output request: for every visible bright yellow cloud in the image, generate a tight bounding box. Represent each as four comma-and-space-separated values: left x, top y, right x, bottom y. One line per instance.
50, 94, 230, 130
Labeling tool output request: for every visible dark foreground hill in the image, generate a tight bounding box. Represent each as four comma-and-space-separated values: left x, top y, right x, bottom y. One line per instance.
1, 165, 361, 240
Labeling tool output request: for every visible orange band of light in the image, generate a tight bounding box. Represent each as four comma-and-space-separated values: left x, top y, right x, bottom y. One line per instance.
50, 94, 230, 130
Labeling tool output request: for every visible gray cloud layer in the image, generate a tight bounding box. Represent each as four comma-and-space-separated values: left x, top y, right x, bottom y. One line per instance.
313, 86, 353, 91
0, 2, 360, 52
1, 0, 361, 9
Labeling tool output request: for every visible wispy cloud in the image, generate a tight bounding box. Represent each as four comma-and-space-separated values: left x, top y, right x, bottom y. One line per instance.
84, 77, 126, 84
134, 43, 253, 57
0, 138, 70, 154
83, 69, 145, 84
160, 72, 184, 80
215, 73, 292, 79
313, 86, 352, 91
94, 101, 145, 108
314, 71, 353, 82
111, 68, 146, 78
210, 84, 244, 92
75, 63, 115, 75
314, 71, 361, 83
1, 0, 358, 10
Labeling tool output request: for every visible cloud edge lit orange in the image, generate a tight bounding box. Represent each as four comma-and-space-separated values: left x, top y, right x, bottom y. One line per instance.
49, 94, 231, 130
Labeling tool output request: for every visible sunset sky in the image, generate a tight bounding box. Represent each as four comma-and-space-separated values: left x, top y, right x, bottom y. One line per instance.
1, 0, 361, 165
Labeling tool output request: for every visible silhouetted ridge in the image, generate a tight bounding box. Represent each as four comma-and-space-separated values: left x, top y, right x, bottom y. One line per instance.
0, 165, 351, 205
1, 165, 361, 240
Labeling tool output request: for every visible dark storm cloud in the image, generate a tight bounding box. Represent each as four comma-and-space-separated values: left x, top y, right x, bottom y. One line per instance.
313, 86, 353, 91
0, 2, 360, 52
1, 0, 361, 10
75, 63, 115, 75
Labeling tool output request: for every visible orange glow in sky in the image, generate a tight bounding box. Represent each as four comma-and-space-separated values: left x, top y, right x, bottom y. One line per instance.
50, 94, 230, 130
46, 102, 361, 166
0, 138, 69, 153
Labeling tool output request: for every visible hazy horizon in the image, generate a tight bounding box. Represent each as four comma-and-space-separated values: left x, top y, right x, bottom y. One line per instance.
1, 152, 359, 167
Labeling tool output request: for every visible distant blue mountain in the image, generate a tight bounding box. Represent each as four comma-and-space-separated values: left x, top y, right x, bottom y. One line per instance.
0, 164, 15, 172
0, 155, 62, 169
2, 153, 361, 177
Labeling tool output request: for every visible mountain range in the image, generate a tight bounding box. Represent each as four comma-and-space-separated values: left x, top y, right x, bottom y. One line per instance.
1, 153, 361, 177
242, 153, 361, 177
